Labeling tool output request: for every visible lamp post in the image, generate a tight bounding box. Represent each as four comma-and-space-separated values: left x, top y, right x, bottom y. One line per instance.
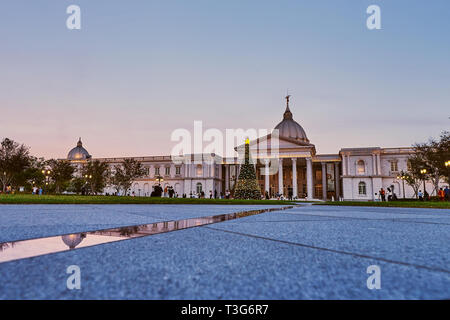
445, 161, 450, 185
155, 175, 164, 185
420, 169, 427, 197
41, 169, 51, 194
154, 175, 164, 197
84, 174, 92, 195
397, 172, 406, 199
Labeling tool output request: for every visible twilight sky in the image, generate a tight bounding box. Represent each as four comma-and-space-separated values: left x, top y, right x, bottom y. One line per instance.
1, 0, 449, 159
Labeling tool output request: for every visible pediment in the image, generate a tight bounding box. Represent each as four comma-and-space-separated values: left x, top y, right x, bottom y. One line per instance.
235, 134, 316, 154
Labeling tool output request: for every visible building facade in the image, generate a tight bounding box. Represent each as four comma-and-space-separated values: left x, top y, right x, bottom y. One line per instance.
67, 98, 439, 200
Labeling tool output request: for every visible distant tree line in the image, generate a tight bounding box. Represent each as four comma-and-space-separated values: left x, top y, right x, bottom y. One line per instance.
1, 132, 448, 197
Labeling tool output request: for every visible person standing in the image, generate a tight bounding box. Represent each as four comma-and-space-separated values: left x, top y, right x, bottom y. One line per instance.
418, 190, 423, 201
387, 188, 393, 201
379, 188, 386, 201
444, 186, 450, 201
438, 188, 445, 201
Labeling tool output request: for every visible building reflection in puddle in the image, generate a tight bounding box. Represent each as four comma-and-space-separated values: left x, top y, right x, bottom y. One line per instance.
0, 206, 294, 263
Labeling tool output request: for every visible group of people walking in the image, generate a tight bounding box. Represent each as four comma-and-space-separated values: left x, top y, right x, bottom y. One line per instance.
378, 187, 398, 202
379, 186, 450, 201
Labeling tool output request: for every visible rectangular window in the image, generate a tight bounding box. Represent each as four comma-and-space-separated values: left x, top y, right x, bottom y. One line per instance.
358, 182, 367, 195
155, 167, 160, 175
175, 166, 181, 175
144, 167, 150, 176
390, 161, 398, 172
165, 167, 170, 176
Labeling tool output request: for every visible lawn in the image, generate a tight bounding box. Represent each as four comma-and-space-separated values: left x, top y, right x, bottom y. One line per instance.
0, 194, 295, 205
315, 200, 450, 209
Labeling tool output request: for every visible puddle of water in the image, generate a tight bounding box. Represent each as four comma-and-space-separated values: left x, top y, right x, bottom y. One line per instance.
0, 206, 295, 263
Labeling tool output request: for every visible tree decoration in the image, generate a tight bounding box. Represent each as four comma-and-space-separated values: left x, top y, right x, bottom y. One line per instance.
234, 139, 261, 200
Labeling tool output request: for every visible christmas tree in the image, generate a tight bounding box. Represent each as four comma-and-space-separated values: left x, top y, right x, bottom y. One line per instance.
234, 139, 262, 200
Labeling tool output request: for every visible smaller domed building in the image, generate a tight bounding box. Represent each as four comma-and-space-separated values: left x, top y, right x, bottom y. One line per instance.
67, 138, 91, 162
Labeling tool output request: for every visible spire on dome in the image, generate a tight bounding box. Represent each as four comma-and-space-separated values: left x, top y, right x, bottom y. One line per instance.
283, 94, 293, 120
77, 137, 82, 147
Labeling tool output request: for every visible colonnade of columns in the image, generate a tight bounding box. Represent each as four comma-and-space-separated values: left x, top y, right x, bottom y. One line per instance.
261, 158, 341, 200
262, 157, 314, 200
224, 158, 341, 200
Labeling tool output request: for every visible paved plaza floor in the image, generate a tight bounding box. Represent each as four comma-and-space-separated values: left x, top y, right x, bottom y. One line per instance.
0, 204, 449, 299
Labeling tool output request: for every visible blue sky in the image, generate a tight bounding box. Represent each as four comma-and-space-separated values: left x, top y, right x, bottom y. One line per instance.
0, 0, 449, 158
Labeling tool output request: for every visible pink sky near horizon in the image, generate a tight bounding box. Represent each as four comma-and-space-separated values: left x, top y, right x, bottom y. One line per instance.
1, 1, 449, 159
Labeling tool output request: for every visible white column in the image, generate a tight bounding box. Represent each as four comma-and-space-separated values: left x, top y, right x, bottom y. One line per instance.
292, 158, 298, 199
347, 155, 350, 176
372, 154, 377, 175
335, 162, 340, 200
225, 165, 230, 191
306, 157, 313, 200
278, 158, 284, 196
342, 155, 347, 175
376, 154, 381, 176
321, 162, 327, 200
264, 159, 270, 195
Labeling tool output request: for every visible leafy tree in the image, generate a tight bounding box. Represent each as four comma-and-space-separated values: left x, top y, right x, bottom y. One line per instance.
411, 131, 450, 194
234, 140, 261, 200
14, 157, 46, 191
69, 177, 85, 194
47, 159, 75, 193
82, 160, 110, 194
0, 138, 31, 192
109, 158, 145, 195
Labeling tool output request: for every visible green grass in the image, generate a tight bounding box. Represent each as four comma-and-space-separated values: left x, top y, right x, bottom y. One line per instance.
315, 200, 450, 209
0, 194, 295, 205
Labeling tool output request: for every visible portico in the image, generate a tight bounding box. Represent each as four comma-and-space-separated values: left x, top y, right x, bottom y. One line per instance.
226, 96, 342, 200
254, 155, 340, 200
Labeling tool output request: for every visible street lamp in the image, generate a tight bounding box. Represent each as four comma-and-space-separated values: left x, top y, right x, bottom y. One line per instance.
446, 161, 450, 186
41, 169, 51, 194
397, 172, 406, 199
84, 174, 92, 195
420, 169, 427, 197
155, 175, 164, 185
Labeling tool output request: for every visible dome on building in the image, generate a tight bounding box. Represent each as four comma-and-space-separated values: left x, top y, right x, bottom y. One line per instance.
61, 233, 85, 249
274, 96, 310, 143
67, 138, 91, 161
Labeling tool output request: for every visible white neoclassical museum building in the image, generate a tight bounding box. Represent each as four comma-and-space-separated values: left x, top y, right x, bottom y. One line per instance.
66, 97, 437, 201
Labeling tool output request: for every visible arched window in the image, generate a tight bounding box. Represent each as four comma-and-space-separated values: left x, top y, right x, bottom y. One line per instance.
358, 182, 366, 195
357, 160, 365, 175
196, 183, 203, 194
